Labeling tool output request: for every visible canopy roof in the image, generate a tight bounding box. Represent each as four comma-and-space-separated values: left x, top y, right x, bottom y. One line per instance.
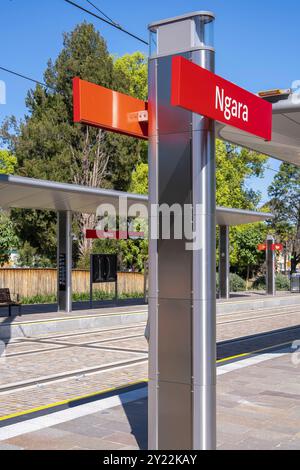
0, 174, 273, 226
217, 93, 300, 167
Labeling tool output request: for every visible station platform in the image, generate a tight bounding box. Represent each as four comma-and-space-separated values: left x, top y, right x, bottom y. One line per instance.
0, 292, 299, 340
0, 342, 299, 450
0, 303, 148, 340
0, 294, 299, 434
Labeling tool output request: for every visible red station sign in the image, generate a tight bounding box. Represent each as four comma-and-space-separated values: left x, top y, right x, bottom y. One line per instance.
171, 56, 273, 141
73, 59, 273, 142
257, 243, 283, 252
257, 243, 267, 251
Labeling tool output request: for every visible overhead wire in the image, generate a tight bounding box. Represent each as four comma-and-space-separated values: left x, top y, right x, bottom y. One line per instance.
64, 0, 149, 45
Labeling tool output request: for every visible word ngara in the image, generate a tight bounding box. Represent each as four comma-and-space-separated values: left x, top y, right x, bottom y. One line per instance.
215, 85, 249, 122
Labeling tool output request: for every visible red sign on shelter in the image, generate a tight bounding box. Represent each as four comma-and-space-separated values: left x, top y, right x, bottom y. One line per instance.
171, 56, 272, 141
257, 243, 283, 252
257, 244, 267, 251
86, 229, 144, 240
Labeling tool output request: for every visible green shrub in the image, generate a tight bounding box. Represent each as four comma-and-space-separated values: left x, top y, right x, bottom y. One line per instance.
276, 273, 291, 291
216, 273, 246, 292
252, 275, 265, 290
229, 273, 246, 292
21, 294, 57, 305
72, 291, 112, 302
252, 274, 290, 291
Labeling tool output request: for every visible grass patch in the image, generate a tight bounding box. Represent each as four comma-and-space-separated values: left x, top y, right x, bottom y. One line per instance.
21, 291, 144, 305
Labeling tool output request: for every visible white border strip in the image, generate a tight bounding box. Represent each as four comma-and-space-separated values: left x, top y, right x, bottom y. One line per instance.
0, 347, 290, 442
0, 387, 148, 441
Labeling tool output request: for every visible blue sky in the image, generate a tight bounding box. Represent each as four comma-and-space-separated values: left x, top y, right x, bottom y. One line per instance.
1, 0, 299, 203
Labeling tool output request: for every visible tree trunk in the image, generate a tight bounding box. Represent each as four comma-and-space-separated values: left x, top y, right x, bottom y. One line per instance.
70, 128, 110, 258
246, 265, 250, 291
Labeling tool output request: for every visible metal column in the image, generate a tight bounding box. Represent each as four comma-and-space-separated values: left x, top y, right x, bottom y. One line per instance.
148, 12, 216, 450
266, 235, 275, 296
219, 225, 230, 299
57, 211, 72, 312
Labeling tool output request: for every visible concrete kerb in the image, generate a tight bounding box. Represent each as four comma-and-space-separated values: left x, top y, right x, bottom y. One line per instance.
0, 311, 147, 340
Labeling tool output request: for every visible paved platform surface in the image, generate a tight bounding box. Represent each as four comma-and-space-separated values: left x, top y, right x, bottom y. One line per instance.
0, 303, 300, 419
0, 346, 299, 450
0, 300, 299, 450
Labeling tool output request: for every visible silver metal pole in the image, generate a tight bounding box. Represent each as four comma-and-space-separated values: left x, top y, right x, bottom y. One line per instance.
148, 12, 216, 450
192, 45, 216, 450
57, 211, 73, 313
219, 225, 230, 299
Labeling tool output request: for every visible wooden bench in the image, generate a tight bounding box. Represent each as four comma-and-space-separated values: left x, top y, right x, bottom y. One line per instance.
0, 288, 22, 317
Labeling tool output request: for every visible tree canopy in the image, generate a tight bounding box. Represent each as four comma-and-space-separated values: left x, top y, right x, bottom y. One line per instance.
216, 140, 267, 209
0, 150, 17, 174
268, 162, 300, 272
0, 211, 19, 266
0, 23, 148, 262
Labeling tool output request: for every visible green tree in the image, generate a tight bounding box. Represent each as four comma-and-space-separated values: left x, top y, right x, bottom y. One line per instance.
17, 241, 53, 267
0, 211, 19, 266
230, 223, 268, 284
87, 161, 149, 272
0, 149, 17, 174
106, 52, 148, 189
113, 52, 148, 100
268, 163, 300, 273
129, 162, 148, 194
216, 140, 267, 209
11, 209, 57, 263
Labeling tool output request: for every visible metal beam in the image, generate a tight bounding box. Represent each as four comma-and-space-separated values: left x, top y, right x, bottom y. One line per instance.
219, 225, 230, 299
266, 235, 276, 296
57, 211, 72, 312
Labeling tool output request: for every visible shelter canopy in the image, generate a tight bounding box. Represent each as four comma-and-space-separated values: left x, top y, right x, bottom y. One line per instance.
0, 174, 273, 226
217, 93, 300, 167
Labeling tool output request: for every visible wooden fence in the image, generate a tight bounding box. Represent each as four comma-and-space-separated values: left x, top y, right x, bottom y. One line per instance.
0, 268, 144, 299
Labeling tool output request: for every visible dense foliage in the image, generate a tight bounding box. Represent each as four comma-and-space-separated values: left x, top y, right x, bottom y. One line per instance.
268, 163, 300, 273
0, 23, 147, 262
252, 273, 290, 291
0, 211, 19, 266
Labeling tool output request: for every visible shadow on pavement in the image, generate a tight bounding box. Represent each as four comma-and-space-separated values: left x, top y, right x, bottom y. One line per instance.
120, 394, 148, 450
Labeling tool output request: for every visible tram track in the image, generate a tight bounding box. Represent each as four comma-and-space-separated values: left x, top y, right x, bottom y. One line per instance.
2, 306, 300, 358
0, 356, 148, 394
217, 306, 300, 325
0, 322, 298, 429
1, 324, 299, 396
3, 332, 146, 358
10, 321, 146, 342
